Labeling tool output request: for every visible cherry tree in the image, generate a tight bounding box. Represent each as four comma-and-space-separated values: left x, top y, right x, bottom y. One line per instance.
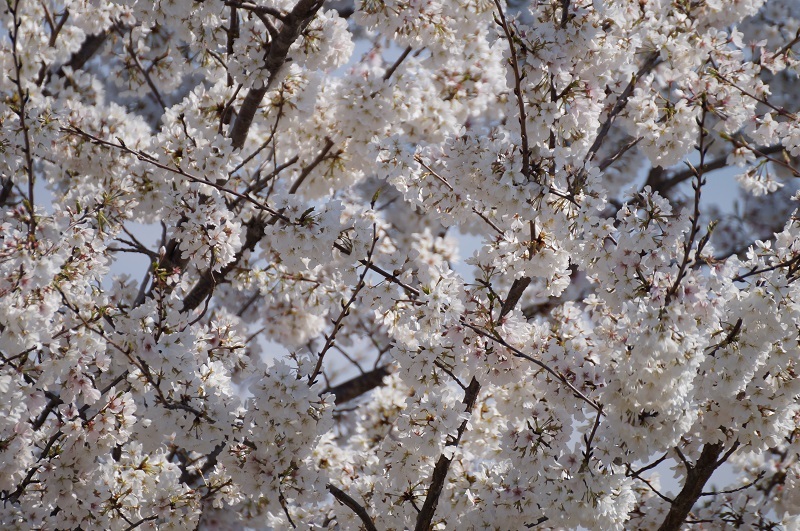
2, 0, 800, 528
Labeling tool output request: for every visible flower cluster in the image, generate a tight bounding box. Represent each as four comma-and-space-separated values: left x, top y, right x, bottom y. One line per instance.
2, 0, 800, 529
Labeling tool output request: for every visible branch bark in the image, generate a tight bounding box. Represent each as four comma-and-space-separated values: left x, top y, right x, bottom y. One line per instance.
228, 0, 324, 150
657, 442, 732, 531
414, 377, 481, 531
493, 0, 531, 179
586, 52, 660, 163
181, 215, 270, 313
327, 484, 378, 531
648, 143, 786, 195
324, 365, 392, 404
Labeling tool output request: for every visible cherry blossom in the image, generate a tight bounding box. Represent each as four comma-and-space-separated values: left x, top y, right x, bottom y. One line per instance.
2, 0, 800, 529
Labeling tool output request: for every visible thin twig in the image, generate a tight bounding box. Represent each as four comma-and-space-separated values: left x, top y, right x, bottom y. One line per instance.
121, 29, 167, 110
383, 46, 413, 82
649, 142, 787, 194
289, 138, 335, 194
700, 471, 764, 496
462, 320, 603, 413
712, 67, 797, 121
599, 137, 641, 171
733, 254, 800, 283
62, 126, 293, 223
586, 52, 660, 163
9, 0, 36, 238
494, 0, 531, 178
414, 155, 504, 235
225, 0, 287, 20
665, 101, 709, 305
309, 228, 379, 384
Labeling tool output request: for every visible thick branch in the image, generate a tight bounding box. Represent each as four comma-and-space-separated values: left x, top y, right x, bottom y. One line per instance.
499, 276, 531, 319
60, 30, 109, 72
228, 0, 324, 149
657, 442, 729, 531
414, 377, 481, 531
327, 484, 378, 531
181, 215, 270, 312
649, 143, 786, 195
324, 365, 392, 404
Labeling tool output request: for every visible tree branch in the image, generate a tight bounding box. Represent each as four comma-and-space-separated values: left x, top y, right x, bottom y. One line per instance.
327, 484, 378, 531
586, 52, 660, 163
461, 320, 603, 413
308, 227, 378, 384
414, 376, 481, 531
494, 0, 531, 179
664, 101, 708, 305
324, 365, 392, 404
228, 0, 325, 149
649, 143, 786, 195
657, 442, 736, 531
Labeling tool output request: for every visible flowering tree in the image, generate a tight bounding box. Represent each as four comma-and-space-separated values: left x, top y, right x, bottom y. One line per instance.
2, 0, 800, 528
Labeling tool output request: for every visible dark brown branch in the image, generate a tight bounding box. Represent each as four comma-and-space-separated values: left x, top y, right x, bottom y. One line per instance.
0, 176, 14, 206
122, 29, 167, 111
308, 229, 378, 383
657, 442, 735, 531
664, 102, 708, 306
733, 253, 800, 283
122, 516, 159, 531
383, 46, 413, 81
499, 276, 531, 319
9, 0, 36, 237
327, 484, 378, 531
225, 5, 240, 88
61, 126, 290, 221
228, 0, 325, 149
713, 67, 797, 121
586, 52, 660, 163
235, 154, 298, 199
560, 0, 570, 28
343, 253, 420, 297
324, 365, 392, 403
775, 27, 800, 57
42, 22, 120, 88
182, 138, 336, 313
700, 470, 764, 496
494, 0, 531, 179
288, 138, 335, 194
629, 452, 670, 477
649, 143, 786, 195
599, 137, 641, 171
225, 0, 287, 19
625, 455, 674, 504
414, 377, 481, 531
230, 102, 288, 176
63, 30, 109, 72
413, 155, 504, 235
182, 211, 418, 315
181, 215, 270, 312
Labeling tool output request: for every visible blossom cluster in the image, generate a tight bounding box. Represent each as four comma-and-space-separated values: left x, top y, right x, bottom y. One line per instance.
2, 0, 800, 529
